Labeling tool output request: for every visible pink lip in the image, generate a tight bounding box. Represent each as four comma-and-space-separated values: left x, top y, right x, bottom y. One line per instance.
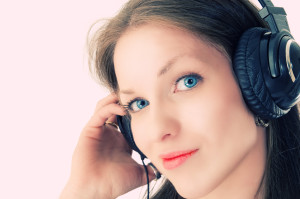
160, 149, 199, 170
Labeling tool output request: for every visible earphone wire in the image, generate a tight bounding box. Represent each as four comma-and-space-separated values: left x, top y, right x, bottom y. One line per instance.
141, 157, 150, 199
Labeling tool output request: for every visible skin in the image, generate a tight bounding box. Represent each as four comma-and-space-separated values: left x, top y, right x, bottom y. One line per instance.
59, 95, 156, 199
114, 23, 267, 199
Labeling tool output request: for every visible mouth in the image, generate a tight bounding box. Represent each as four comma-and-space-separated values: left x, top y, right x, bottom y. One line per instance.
160, 149, 199, 170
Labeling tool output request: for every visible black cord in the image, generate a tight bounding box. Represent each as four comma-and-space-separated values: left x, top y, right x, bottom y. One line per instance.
141, 158, 150, 199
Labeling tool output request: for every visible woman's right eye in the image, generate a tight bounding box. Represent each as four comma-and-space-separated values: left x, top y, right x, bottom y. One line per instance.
126, 98, 149, 112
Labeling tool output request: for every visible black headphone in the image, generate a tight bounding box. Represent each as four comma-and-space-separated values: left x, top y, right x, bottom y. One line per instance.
117, 0, 300, 160
234, 0, 300, 119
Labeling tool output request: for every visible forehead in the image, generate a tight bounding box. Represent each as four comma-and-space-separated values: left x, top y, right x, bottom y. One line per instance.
114, 24, 207, 73
114, 23, 203, 60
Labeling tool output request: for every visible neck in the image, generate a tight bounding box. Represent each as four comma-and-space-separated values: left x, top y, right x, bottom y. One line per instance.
195, 127, 267, 199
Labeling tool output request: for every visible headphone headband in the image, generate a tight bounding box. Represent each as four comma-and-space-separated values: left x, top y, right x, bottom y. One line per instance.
258, 0, 273, 7
258, 0, 290, 33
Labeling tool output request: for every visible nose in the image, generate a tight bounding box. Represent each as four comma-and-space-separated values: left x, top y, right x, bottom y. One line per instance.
147, 99, 181, 142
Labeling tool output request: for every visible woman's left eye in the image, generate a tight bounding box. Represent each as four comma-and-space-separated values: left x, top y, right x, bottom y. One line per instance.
175, 74, 202, 92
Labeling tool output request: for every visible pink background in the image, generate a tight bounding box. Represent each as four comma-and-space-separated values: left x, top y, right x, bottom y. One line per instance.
0, 1, 299, 198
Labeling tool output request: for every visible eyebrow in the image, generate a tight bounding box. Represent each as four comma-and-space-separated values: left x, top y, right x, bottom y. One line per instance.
120, 55, 183, 95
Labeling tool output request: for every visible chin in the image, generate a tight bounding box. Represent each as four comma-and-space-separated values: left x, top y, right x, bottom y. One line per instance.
176, 188, 208, 199
172, 179, 218, 199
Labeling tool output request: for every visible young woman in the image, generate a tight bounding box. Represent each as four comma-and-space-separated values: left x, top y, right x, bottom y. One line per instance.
60, 0, 300, 198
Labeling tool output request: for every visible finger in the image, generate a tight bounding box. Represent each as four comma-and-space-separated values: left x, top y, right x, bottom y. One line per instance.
106, 115, 117, 124
94, 93, 119, 113
87, 103, 126, 129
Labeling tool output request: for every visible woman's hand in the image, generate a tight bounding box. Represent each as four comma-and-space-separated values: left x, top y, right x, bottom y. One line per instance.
60, 94, 156, 199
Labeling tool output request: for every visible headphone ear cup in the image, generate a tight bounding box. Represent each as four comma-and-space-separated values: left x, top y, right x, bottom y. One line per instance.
233, 27, 287, 119
116, 115, 147, 159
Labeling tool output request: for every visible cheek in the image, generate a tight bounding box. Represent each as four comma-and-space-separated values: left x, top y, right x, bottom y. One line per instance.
197, 74, 256, 151
130, 117, 150, 154
206, 90, 257, 160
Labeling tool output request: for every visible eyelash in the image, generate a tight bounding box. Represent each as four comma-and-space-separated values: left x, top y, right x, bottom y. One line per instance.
123, 72, 203, 113
174, 73, 202, 92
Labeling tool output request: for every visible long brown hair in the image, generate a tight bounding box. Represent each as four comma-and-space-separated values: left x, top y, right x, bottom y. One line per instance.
88, 1, 300, 198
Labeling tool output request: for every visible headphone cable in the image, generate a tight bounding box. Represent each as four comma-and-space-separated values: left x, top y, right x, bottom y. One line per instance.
141, 158, 150, 199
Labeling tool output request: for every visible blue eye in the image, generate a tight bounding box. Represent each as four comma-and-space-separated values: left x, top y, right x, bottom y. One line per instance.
127, 98, 149, 112
176, 74, 201, 91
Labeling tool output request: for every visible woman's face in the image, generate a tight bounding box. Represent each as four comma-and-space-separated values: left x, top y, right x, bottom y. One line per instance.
114, 24, 265, 198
